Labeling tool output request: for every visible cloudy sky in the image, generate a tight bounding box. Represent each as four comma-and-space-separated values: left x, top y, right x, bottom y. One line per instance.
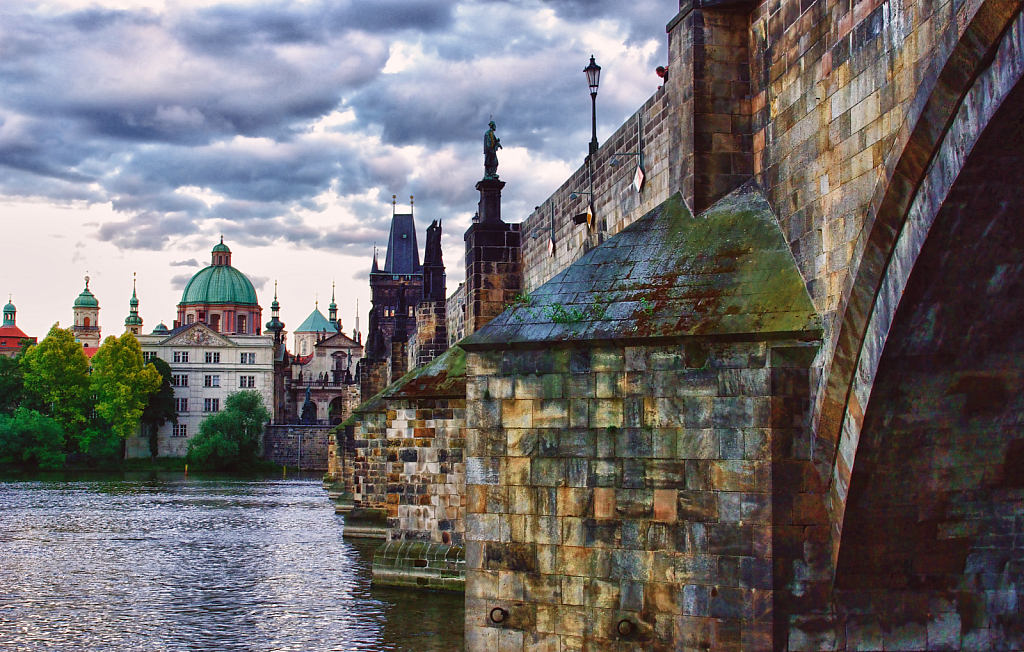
1, 0, 672, 342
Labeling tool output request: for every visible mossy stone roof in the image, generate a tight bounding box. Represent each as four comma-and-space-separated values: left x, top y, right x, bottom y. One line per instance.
462, 182, 821, 349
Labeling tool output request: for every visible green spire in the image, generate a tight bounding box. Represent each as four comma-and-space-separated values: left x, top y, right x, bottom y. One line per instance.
125, 273, 143, 327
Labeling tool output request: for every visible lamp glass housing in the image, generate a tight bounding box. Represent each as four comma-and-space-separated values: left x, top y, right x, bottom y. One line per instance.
585, 56, 601, 94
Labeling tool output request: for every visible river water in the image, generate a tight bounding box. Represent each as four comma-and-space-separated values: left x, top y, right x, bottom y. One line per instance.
0, 474, 465, 651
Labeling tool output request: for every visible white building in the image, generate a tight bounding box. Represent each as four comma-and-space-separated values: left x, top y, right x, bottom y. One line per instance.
124, 240, 275, 458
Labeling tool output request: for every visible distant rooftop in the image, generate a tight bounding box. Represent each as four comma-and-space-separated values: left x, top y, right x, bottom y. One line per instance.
381, 213, 422, 275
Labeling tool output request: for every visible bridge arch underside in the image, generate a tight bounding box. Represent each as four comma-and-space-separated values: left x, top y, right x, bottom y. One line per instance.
832, 78, 1024, 650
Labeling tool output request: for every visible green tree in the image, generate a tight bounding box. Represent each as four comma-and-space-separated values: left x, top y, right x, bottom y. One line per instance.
0, 408, 66, 470
22, 324, 90, 439
187, 390, 270, 470
91, 333, 162, 440
140, 357, 177, 458
0, 355, 25, 414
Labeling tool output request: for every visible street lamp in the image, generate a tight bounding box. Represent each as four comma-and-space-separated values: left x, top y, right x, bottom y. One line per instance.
584, 55, 601, 157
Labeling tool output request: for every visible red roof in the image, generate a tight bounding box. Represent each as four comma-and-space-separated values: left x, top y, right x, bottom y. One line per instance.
0, 324, 34, 352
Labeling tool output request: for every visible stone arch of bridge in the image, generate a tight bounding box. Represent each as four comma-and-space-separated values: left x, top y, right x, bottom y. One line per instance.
828, 71, 1024, 648
812, 0, 1024, 565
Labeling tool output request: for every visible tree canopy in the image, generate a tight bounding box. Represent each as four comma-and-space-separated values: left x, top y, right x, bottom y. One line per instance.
0, 408, 65, 470
91, 333, 162, 440
187, 390, 270, 470
0, 355, 25, 415
141, 357, 177, 458
21, 324, 90, 436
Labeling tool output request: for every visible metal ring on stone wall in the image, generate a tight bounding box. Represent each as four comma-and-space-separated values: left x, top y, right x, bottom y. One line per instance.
617, 618, 635, 638
489, 607, 508, 624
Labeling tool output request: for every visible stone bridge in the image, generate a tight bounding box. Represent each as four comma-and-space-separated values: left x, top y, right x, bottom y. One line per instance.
337, 0, 1024, 648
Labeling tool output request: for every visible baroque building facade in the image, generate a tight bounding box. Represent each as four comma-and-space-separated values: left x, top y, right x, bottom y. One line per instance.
125, 240, 275, 458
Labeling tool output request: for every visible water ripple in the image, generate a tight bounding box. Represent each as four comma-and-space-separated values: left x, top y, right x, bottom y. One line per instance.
0, 476, 465, 651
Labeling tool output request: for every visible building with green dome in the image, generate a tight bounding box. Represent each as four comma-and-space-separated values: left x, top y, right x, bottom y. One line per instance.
73, 275, 102, 350
0, 296, 36, 358
175, 237, 263, 335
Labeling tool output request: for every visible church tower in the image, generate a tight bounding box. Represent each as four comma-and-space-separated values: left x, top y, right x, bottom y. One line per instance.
124, 274, 143, 335
73, 275, 101, 349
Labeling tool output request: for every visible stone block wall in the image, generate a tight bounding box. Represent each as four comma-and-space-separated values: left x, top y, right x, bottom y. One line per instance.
462, 340, 819, 650
463, 221, 522, 336
262, 425, 332, 470
346, 409, 390, 537
409, 299, 448, 370
384, 398, 467, 546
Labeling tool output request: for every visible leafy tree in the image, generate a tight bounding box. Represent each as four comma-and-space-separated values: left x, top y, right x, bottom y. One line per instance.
187, 390, 270, 470
0, 355, 25, 415
0, 408, 65, 470
21, 324, 90, 439
140, 357, 177, 458
90, 333, 162, 440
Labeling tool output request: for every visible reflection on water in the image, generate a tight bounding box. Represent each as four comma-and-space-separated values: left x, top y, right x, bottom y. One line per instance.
0, 473, 464, 651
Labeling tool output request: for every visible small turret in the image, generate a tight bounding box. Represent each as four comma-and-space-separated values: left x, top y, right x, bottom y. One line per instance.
3, 296, 16, 328
265, 280, 286, 345
329, 282, 339, 328
124, 273, 143, 335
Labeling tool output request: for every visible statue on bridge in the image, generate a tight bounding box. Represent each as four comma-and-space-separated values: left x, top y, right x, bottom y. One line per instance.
300, 386, 317, 424
484, 120, 501, 179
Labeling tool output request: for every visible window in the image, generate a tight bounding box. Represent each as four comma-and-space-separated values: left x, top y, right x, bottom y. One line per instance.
172, 424, 188, 437
83, 317, 90, 328
240, 352, 256, 364
173, 351, 189, 363
239, 375, 256, 388
143, 351, 157, 362
174, 398, 188, 412
408, 306, 414, 317
204, 398, 220, 412
237, 314, 247, 334
171, 374, 188, 387
204, 375, 220, 387
205, 351, 220, 364
186, 314, 195, 325
210, 314, 220, 332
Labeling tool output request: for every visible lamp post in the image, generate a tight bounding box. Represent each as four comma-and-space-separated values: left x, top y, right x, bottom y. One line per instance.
585, 55, 601, 157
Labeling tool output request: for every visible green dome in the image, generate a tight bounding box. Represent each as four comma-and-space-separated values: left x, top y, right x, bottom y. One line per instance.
75, 288, 99, 308
212, 240, 231, 253
152, 322, 170, 335
180, 265, 258, 306
3, 301, 14, 313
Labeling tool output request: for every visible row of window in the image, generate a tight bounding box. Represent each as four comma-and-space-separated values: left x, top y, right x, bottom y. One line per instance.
381, 307, 415, 317
169, 374, 257, 388
172, 397, 223, 413
161, 351, 258, 364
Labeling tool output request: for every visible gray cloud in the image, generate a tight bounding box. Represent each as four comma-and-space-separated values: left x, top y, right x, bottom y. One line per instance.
169, 258, 199, 267
0, 0, 672, 259
169, 273, 193, 290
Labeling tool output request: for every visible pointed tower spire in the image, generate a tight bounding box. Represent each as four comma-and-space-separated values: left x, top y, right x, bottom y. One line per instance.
124, 272, 143, 335
329, 281, 338, 329
354, 297, 360, 342
371, 245, 379, 273
265, 279, 285, 345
